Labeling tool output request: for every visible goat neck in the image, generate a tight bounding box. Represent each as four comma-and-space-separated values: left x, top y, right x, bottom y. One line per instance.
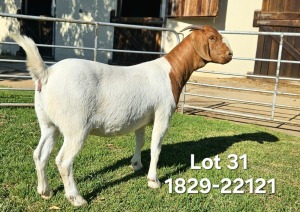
165, 34, 206, 105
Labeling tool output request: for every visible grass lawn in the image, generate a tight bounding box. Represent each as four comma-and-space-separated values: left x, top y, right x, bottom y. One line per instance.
0, 91, 299, 211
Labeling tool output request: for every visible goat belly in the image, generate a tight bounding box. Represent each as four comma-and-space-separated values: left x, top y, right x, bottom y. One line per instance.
89, 116, 153, 137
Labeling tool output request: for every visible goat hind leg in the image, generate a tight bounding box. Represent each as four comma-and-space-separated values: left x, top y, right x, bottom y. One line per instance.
55, 132, 88, 206
131, 127, 145, 171
33, 123, 58, 199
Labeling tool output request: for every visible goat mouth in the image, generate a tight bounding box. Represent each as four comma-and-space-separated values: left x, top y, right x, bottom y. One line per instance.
220, 56, 232, 64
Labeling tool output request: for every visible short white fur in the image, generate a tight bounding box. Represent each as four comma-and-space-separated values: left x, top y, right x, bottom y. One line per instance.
222, 36, 232, 53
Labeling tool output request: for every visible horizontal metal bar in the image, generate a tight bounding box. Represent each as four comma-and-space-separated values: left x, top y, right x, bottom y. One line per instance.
2, 42, 166, 57
97, 48, 165, 55
0, 74, 31, 79
37, 43, 94, 51
0, 87, 34, 91
278, 76, 300, 81
0, 12, 96, 24
234, 56, 300, 64
195, 69, 300, 82
0, 103, 34, 107
194, 69, 277, 79
0, 59, 55, 65
2, 42, 166, 56
185, 104, 270, 119
277, 91, 300, 97
275, 103, 300, 110
185, 92, 300, 111
184, 92, 272, 107
220, 30, 300, 37
2, 13, 299, 38
234, 56, 277, 63
186, 82, 274, 94
183, 105, 300, 125
1, 41, 95, 51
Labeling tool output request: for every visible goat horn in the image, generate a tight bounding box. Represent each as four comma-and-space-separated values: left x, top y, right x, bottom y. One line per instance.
179, 25, 204, 32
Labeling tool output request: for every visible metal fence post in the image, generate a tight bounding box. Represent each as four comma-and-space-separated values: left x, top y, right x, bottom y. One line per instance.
271, 33, 284, 119
93, 22, 99, 61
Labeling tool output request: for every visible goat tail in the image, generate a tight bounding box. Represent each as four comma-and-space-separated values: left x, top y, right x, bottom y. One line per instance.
10, 34, 47, 81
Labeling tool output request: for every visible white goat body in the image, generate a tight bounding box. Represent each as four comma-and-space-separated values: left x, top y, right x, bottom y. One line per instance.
11, 25, 232, 206
43, 58, 174, 136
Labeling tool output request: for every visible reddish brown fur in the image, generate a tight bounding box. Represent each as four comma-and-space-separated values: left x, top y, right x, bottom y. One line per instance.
165, 25, 232, 104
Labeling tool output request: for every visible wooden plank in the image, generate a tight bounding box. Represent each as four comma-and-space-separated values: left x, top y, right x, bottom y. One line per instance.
277, 0, 285, 12
289, 0, 299, 12
268, 0, 278, 12
283, 0, 293, 12
179, 0, 186, 16
255, 12, 300, 20
281, 27, 292, 77
261, 33, 272, 75
291, 27, 300, 77
268, 26, 280, 76
190, 0, 198, 16
209, 0, 218, 16
257, 19, 300, 27
253, 10, 260, 27
167, 0, 218, 17
282, 27, 296, 76
184, 0, 190, 16
201, 0, 209, 16
254, 31, 265, 75
262, 0, 270, 11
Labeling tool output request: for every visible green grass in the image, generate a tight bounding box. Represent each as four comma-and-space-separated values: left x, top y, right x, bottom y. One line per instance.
0, 91, 299, 211
0, 89, 34, 104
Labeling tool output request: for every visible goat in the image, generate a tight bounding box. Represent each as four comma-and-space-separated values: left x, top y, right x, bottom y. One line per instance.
11, 25, 232, 206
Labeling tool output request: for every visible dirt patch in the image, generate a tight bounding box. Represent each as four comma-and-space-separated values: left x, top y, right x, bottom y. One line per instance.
0, 62, 34, 88
0, 77, 33, 88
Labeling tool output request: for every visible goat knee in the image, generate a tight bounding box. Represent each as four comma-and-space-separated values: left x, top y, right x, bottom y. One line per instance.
33, 149, 39, 163
55, 158, 71, 177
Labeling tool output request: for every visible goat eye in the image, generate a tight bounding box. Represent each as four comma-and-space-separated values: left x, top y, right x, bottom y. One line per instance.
209, 36, 216, 41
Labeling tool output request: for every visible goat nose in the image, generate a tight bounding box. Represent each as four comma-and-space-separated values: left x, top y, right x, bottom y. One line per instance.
228, 51, 233, 56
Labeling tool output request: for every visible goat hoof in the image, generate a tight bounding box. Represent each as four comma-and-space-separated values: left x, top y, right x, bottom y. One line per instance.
130, 162, 143, 172
40, 189, 54, 200
148, 179, 161, 189
67, 195, 87, 207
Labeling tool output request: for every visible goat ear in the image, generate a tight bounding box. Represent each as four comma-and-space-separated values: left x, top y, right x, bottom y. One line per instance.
192, 31, 211, 62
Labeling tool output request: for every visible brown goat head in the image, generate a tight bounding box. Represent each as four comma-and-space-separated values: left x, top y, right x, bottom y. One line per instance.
181, 25, 233, 64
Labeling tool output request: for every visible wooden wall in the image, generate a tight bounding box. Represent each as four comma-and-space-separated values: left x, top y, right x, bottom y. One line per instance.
253, 0, 300, 78
167, 0, 219, 17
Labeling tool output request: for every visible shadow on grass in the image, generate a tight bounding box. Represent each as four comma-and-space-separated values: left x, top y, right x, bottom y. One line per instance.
54, 131, 279, 202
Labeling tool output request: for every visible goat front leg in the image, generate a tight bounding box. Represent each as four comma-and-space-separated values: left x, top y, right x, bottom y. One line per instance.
147, 115, 170, 189
131, 127, 146, 171
55, 132, 88, 207
33, 123, 58, 199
